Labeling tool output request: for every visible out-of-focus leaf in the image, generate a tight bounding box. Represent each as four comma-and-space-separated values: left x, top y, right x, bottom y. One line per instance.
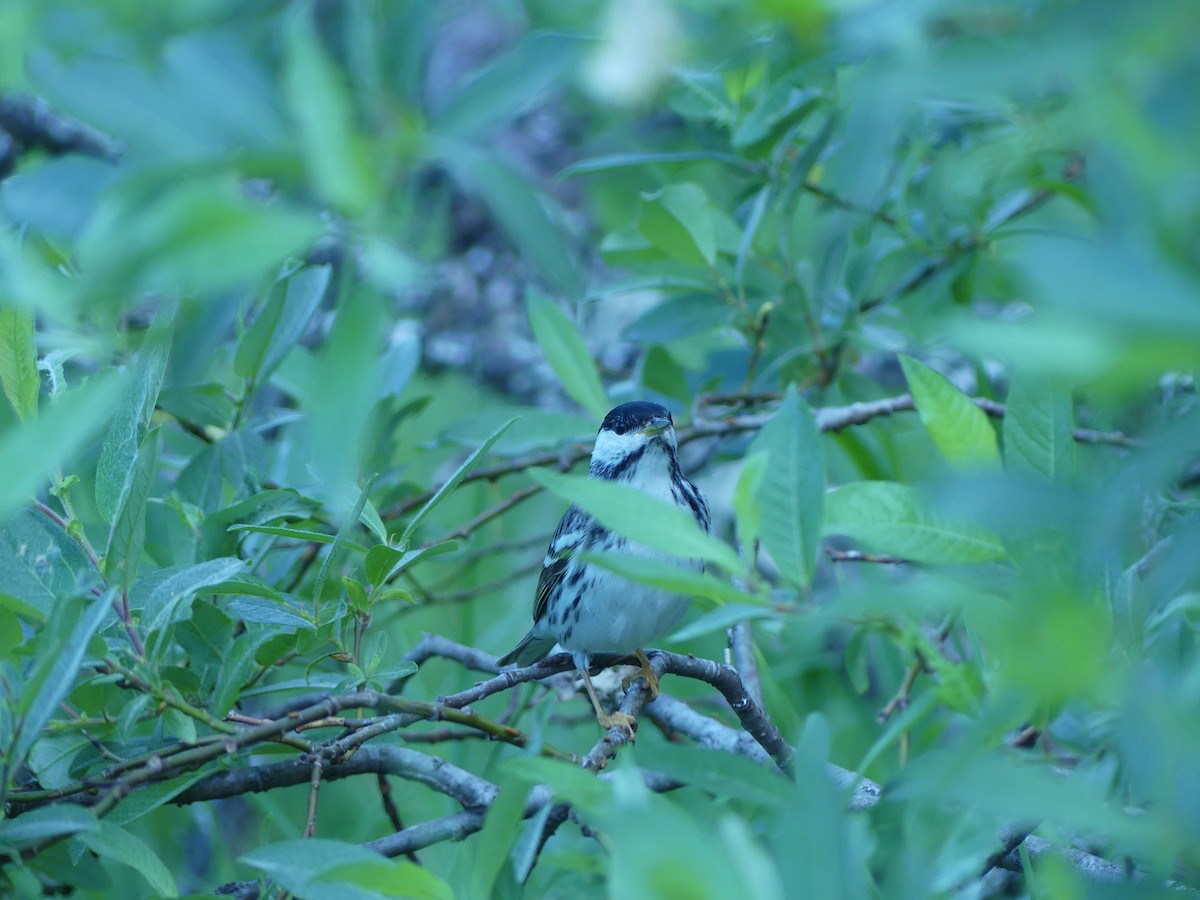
283, 9, 373, 214
401, 418, 517, 542
0, 372, 122, 522
242, 839, 452, 900
752, 388, 824, 589
77, 175, 320, 297
235, 264, 331, 384
528, 295, 609, 419
560, 150, 754, 179
732, 83, 820, 148
96, 341, 168, 522
640, 345, 689, 402
1003, 375, 1075, 483
0, 308, 38, 421
13, 592, 113, 767
308, 290, 384, 496
104, 427, 160, 593
822, 481, 1006, 565
582, 551, 763, 606
460, 774, 526, 898
640, 743, 791, 808
0, 804, 96, 848
75, 822, 177, 897
434, 32, 580, 138
0, 509, 92, 616
530, 468, 741, 572
434, 138, 579, 294
639, 182, 717, 267
733, 451, 768, 553
623, 293, 731, 344
669, 603, 776, 642
899, 356, 1000, 469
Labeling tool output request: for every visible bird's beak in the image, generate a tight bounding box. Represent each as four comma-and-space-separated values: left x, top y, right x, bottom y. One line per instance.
640, 416, 672, 436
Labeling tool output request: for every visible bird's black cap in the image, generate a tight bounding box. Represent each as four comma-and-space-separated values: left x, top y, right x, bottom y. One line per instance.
600, 401, 673, 435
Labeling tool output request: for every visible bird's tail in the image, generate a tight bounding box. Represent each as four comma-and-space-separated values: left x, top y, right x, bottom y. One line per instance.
497, 631, 557, 668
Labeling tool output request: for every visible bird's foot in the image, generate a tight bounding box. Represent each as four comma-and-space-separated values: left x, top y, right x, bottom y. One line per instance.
622, 649, 660, 700
598, 710, 638, 737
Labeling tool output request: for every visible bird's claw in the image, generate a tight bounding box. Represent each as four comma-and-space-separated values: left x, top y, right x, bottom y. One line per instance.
598, 711, 638, 737
622, 650, 660, 700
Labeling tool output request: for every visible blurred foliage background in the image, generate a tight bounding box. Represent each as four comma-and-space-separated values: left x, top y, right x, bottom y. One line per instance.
1, 0, 1198, 897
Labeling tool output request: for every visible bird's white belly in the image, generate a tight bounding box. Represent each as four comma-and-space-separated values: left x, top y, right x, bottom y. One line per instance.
557, 544, 696, 655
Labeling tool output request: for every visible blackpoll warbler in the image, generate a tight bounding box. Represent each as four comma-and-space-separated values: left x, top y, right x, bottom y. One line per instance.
498, 401, 711, 733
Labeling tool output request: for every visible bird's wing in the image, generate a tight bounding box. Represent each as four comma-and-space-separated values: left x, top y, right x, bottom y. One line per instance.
531, 504, 590, 624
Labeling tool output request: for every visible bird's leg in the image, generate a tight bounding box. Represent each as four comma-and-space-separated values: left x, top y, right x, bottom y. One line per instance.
621, 649, 661, 700
579, 667, 636, 736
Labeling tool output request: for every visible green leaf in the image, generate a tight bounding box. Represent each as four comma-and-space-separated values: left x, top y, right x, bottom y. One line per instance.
559, 150, 754, 179
527, 294, 609, 419
732, 83, 819, 148
640, 345, 689, 402
460, 776, 526, 898
529, 468, 741, 573
75, 821, 177, 897
1003, 375, 1075, 482
103, 771, 220, 825
142, 557, 248, 643
96, 340, 168, 522
434, 138, 579, 294
401, 418, 517, 542
366, 540, 459, 587
235, 264, 331, 384
0, 372, 123, 522
733, 451, 768, 553
0, 308, 38, 421
78, 175, 321, 297
242, 839, 453, 900
228, 524, 338, 545
639, 182, 717, 267
104, 427, 160, 593
13, 592, 114, 768
751, 388, 824, 589
0, 508, 92, 616
669, 603, 777, 643
0, 803, 96, 848
581, 551, 763, 606
822, 481, 1006, 565
312, 474, 378, 617
433, 32, 580, 139
283, 9, 373, 214
211, 628, 275, 716
899, 356, 1001, 469
640, 743, 791, 808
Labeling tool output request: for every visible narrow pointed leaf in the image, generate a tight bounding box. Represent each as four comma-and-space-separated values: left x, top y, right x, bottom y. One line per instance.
752, 388, 824, 588
899, 356, 1000, 469
527, 295, 609, 419
1003, 375, 1075, 482
822, 481, 1006, 565
530, 468, 740, 573
0, 308, 39, 421
401, 418, 517, 541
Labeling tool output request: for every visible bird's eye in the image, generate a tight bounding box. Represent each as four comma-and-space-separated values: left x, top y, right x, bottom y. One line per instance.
612, 422, 629, 435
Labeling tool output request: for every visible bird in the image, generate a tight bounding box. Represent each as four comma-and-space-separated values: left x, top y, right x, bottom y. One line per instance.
497, 400, 711, 734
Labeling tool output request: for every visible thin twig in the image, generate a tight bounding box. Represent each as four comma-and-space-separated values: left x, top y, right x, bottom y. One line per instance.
729, 621, 763, 709
302, 760, 323, 839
